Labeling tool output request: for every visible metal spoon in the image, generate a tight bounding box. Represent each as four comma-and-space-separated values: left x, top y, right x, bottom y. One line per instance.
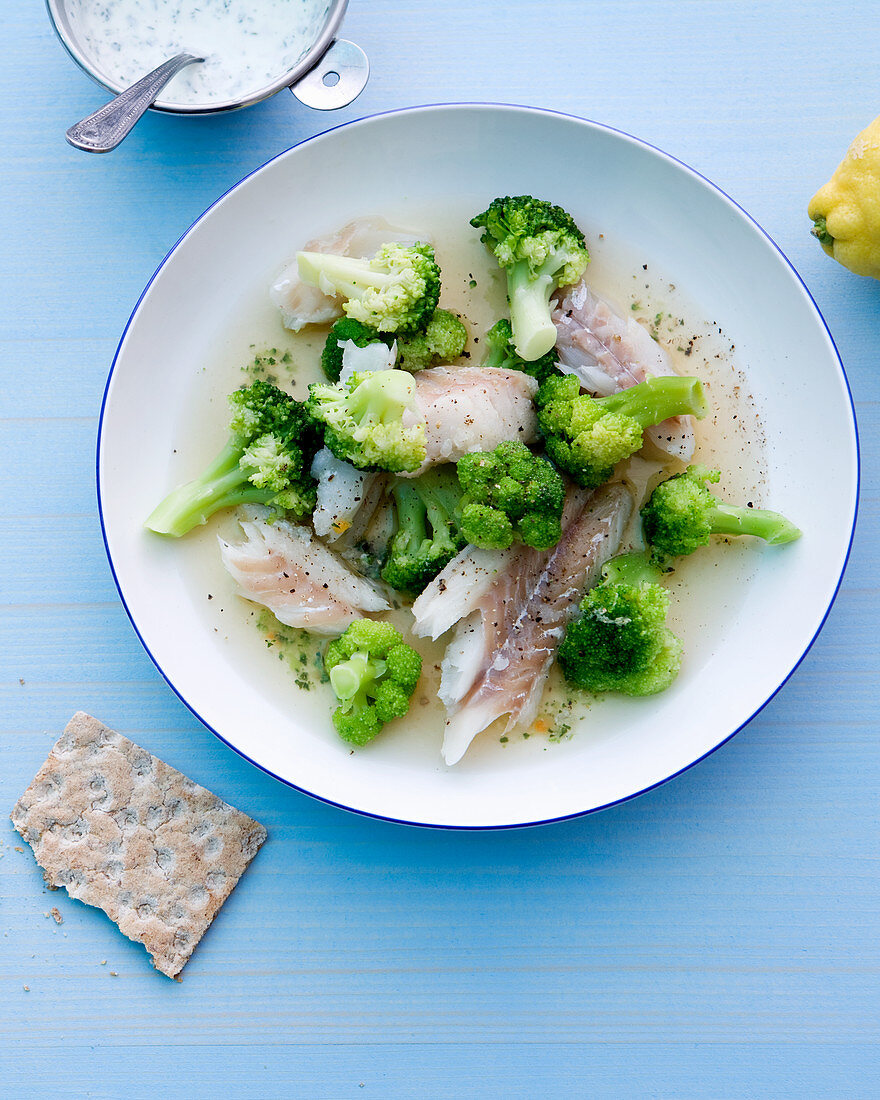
66, 53, 204, 153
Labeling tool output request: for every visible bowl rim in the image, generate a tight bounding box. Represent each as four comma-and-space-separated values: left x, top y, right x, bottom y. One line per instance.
45, 0, 349, 114
96, 102, 860, 830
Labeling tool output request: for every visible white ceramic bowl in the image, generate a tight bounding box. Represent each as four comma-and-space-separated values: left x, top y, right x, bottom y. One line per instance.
98, 105, 858, 828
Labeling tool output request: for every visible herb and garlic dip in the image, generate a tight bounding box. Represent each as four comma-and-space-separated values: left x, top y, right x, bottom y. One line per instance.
64, 0, 332, 106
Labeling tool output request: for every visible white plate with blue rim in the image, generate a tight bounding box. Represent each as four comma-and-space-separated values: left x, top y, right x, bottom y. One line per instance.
98, 104, 858, 828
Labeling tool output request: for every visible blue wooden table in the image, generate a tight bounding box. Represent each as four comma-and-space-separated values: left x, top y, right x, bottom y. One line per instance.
3, 2, 878, 1095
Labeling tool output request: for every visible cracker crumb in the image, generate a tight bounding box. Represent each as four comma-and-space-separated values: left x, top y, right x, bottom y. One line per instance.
23, 985, 30, 992
10, 712, 267, 979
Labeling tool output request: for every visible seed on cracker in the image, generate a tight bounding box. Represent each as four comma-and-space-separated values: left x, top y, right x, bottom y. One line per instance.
10, 712, 267, 979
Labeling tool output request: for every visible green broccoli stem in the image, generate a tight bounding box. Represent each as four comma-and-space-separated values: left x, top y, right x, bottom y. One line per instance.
297, 252, 398, 299
393, 482, 431, 544
597, 375, 708, 426
506, 257, 559, 361
482, 323, 511, 370
328, 652, 386, 709
145, 441, 280, 538
393, 478, 458, 548
601, 551, 663, 587
420, 482, 461, 540
348, 371, 415, 424
482, 345, 505, 371
707, 503, 802, 544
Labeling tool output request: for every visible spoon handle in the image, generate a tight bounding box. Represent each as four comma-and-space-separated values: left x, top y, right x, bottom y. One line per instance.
66, 53, 204, 153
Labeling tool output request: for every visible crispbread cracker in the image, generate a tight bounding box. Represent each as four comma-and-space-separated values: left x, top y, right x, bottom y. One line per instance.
11, 712, 267, 978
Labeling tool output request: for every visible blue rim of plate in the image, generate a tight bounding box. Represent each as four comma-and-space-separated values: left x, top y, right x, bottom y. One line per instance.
96, 102, 860, 831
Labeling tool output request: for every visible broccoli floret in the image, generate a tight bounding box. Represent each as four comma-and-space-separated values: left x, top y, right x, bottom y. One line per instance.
558, 552, 683, 696
397, 309, 468, 371
457, 440, 565, 551
323, 619, 422, 745
321, 309, 467, 381
381, 468, 465, 594
536, 373, 709, 488
641, 465, 802, 564
297, 243, 441, 335
145, 381, 319, 538
321, 317, 389, 381
307, 370, 426, 473
470, 196, 590, 361
482, 318, 560, 385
